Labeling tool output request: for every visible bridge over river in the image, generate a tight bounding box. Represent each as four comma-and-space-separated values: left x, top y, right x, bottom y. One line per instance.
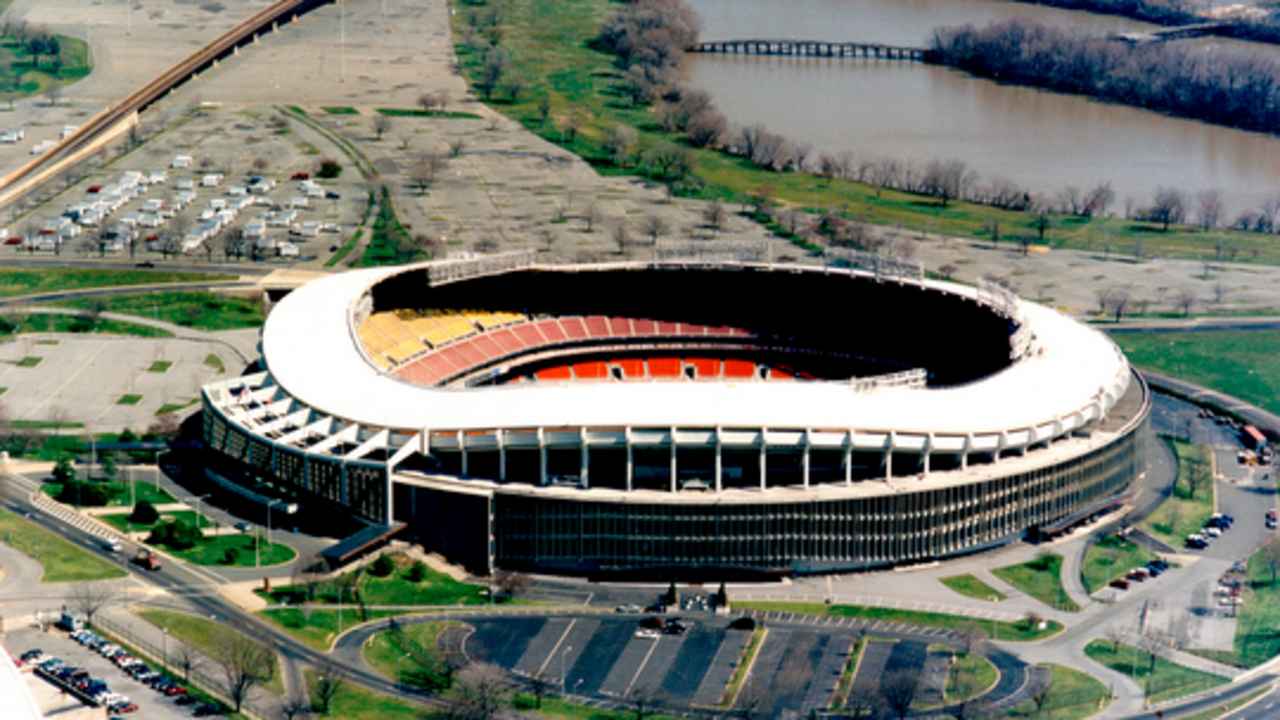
1110, 21, 1232, 44
688, 39, 932, 61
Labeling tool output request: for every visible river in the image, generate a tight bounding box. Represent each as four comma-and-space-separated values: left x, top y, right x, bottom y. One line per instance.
686, 0, 1280, 217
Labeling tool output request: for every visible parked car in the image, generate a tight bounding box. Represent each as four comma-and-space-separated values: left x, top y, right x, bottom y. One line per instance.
1110, 578, 1130, 590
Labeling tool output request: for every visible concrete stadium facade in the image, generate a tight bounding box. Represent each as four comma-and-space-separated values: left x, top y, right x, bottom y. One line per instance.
201, 255, 1149, 577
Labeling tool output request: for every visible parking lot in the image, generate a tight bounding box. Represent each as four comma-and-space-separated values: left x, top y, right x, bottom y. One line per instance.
4, 624, 204, 719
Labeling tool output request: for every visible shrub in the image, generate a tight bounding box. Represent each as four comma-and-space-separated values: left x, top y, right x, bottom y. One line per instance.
148, 519, 201, 550
128, 500, 159, 525
55, 480, 109, 507
407, 561, 427, 583
51, 457, 76, 484
370, 554, 396, 577
222, 547, 240, 565
317, 158, 342, 179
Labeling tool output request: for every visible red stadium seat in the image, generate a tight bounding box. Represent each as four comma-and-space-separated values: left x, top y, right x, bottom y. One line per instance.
608, 317, 633, 336
689, 357, 721, 379
648, 357, 681, 378
573, 361, 608, 379
584, 316, 610, 337
535, 366, 572, 381
768, 367, 794, 380
472, 334, 505, 359
615, 358, 645, 378
724, 359, 756, 379
489, 329, 524, 354
656, 320, 680, 335
632, 318, 656, 335
513, 323, 544, 347
451, 339, 488, 367
559, 317, 588, 340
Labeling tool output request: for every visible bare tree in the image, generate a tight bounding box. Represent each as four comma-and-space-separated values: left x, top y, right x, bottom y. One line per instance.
1028, 670, 1055, 715
1212, 282, 1228, 306
70, 583, 115, 627
921, 158, 974, 207
642, 214, 668, 245
1196, 189, 1224, 230
603, 125, 638, 167
373, 114, 392, 141
281, 698, 309, 720
214, 632, 276, 713
492, 569, 532, 599
1172, 287, 1196, 317
175, 643, 201, 683
527, 669, 553, 709
311, 659, 343, 715
879, 670, 918, 720
610, 222, 631, 255
445, 662, 509, 720
1105, 625, 1126, 652
1263, 540, 1280, 586
409, 153, 448, 195
1149, 187, 1187, 231
703, 199, 727, 232
583, 202, 601, 233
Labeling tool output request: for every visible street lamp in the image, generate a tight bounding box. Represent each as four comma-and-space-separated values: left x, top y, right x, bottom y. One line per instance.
161, 627, 168, 670
560, 644, 572, 694
182, 494, 211, 530
396, 652, 410, 690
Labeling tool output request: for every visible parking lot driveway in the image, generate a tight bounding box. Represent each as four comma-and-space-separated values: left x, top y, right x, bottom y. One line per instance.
657, 624, 725, 704
742, 628, 827, 718
5, 627, 191, 720
691, 627, 750, 706
568, 620, 636, 696
512, 617, 574, 677
465, 618, 544, 670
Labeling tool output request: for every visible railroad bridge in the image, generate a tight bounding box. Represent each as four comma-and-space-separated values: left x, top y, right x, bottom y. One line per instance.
688, 39, 932, 62
1110, 21, 1232, 44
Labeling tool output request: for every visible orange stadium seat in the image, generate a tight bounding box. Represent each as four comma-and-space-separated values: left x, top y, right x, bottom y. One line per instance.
689, 358, 721, 379
535, 366, 573, 381
489, 329, 524, 354
648, 358, 681, 378
614, 358, 645, 378
573, 361, 608, 379
724, 359, 756, 379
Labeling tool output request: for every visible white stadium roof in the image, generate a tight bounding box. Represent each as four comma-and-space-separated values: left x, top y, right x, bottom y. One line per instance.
258, 261, 1130, 440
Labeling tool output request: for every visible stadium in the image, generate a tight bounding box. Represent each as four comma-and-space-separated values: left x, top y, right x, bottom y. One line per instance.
201, 253, 1149, 578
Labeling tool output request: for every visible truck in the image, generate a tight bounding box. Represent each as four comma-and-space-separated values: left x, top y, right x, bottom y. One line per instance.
132, 549, 161, 571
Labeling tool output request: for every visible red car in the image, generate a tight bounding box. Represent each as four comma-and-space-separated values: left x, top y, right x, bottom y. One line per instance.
4, 236, 22, 245
290, 171, 309, 181
86, 184, 101, 193
1110, 579, 1129, 590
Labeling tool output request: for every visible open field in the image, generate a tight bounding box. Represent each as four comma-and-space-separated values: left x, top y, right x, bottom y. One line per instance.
940, 573, 1007, 602
58, 291, 265, 331
1217, 537, 1280, 668
0, 506, 125, 581
1139, 440, 1214, 549
1114, 330, 1280, 415
98, 509, 204, 534
1084, 639, 1227, 703
152, 532, 295, 568
135, 609, 284, 697
1006, 664, 1110, 720
259, 608, 405, 652
0, 31, 91, 98
1081, 534, 1157, 594
304, 668, 427, 720
733, 601, 1062, 641
0, 269, 230, 299
261, 553, 486, 607
993, 553, 1081, 612
363, 620, 459, 691
42, 480, 174, 507
0, 312, 172, 338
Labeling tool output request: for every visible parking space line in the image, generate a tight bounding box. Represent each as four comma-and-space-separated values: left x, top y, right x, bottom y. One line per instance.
537, 618, 577, 678
623, 637, 661, 698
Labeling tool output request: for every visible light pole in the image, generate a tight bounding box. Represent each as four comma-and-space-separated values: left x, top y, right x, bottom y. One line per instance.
183, 494, 211, 530
560, 644, 572, 694
396, 652, 410, 690
161, 627, 168, 670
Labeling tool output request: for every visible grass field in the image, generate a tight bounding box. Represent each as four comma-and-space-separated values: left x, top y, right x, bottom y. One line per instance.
155, 533, 295, 568
940, 573, 1008, 602
0, 313, 172, 338
58, 291, 264, 331
1216, 534, 1280, 668
0, 269, 228, 299
449, 0, 1280, 265
0, 507, 125, 582
304, 668, 429, 720
258, 608, 402, 652
993, 553, 1081, 612
733, 601, 1062, 641
261, 553, 486, 607
1082, 534, 1157, 594
357, 188, 423, 267
137, 609, 284, 697
363, 620, 459, 691
1113, 330, 1280, 415
1006, 664, 1110, 719
376, 107, 483, 119
1085, 640, 1227, 703
42, 480, 174, 507
155, 398, 198, 416
1176, 685, 1271, 720
721, 627, 766, 706
943, 649, 998, 704
0, 32, 92, 99
1140, 440, 1214, 549
98, 509, 203, 533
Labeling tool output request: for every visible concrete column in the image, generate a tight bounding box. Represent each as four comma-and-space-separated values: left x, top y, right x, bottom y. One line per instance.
802, 429, 812, 488
714, 426, 723, 492
923, 433, 933, 475
457, 429, 467, 477
844, 430, 854, 486
961, 433, 972, 470
497, 429, 506, 482
885, 431, 895, 480
384, 463, 394, 523
579, 427, 589, 489
759, 428, 768, 490
538, 427, 548, 485
624, 427, 634, 492
669, 426, 678, 493
996, 432, 1007, 463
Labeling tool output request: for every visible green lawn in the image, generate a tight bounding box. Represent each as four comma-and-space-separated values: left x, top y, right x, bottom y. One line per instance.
449, 0, 1280, 266
203, 353, 225, 373
514, 694, 680, 720
0, 269, 228, 299
1006, 664, 1110, 719
326, 229, 362, 267
146, 360, 171, 373
943, 649, 998, 704
376, 107, 483, 119
98, 509, 205, 534
304, 668, 430, 720
3, 431, 164, 462
1176, 685, 1271, 720
154, 533, 295, 568
993, 553, 1081, 612
363, 620, 459, 691
0, 507, 125, 582
14, 355, 40, 367
42, 480, 174, 507
8, 418, 80, 429
58, 291, 264, 331
1081, 534, 1157, 594
155, 398, 198, 416
261, 553, 486, 607
940, 573, 1007, 602
137, 609, 284, 697
322, 105, 359, 115
0, 313, 171, 338
1215, 535, 1280, 668
1139, 440, 1214, 549
0, 32, 92, 99
357, 188, 424, 267
733, 601, 1062, 641
1084, 640, 1227, 704
1113, 330, 1280, 415
116, 394, 142, 405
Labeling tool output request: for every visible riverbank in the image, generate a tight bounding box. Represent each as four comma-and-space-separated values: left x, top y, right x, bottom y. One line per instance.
450, 0, 1280, 266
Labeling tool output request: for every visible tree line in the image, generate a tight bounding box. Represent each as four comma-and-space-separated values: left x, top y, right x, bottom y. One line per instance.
1013, 0, 1280, 46
930, 19, 1280, 137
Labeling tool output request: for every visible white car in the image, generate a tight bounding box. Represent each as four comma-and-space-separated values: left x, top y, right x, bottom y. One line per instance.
633, 628, 660, 639
1203, 526, 1223, 538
